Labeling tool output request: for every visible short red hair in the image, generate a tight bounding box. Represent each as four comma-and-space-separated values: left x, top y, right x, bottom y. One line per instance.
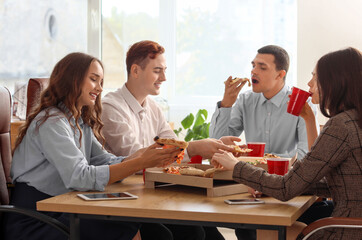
126, 40, 165, 75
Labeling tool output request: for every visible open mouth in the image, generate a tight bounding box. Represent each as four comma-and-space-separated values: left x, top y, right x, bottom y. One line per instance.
251, 78, 259, 84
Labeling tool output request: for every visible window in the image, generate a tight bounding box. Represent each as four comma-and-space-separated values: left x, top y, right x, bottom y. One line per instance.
102, 0, 297, 125
0, 0, 88, 93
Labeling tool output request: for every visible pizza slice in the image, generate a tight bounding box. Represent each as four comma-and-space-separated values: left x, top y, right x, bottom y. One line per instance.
264, 153, 280, 158
179, 167, 205, 177
163, 166, 181, 175
230, 145, 253, 153
154, 136, 188, 164
154, 136, 189, 148
226, 77, 251, 87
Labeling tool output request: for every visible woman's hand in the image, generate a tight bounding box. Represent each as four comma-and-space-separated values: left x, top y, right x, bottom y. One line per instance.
210, 150, 239, 170
288, 95, 315, 121
128, 143, 182, 169
299, 102, 315, 122
248, 187, 263, 198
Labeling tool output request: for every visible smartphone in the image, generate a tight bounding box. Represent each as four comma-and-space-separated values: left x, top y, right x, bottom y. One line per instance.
77, 192, 138, 201
224, 199, 265, 205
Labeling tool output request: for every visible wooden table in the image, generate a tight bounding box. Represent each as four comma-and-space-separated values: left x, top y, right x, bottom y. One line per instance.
37, 175, 316, 240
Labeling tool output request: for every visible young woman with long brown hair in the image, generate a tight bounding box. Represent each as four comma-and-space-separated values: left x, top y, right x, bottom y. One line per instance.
211, 47, 362, 240
4, 52, 182, 240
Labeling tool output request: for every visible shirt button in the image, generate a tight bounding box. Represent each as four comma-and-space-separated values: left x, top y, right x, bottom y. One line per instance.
268, 112, 271, 116
265, 131, 269, 134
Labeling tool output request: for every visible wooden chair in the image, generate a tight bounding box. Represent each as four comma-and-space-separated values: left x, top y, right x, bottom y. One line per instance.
0, 86, 69, 237
300, 217, 362, 240
26, 78, 49, 117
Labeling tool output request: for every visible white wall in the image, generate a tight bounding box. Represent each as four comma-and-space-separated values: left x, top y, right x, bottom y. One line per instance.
297, 0, 362, 124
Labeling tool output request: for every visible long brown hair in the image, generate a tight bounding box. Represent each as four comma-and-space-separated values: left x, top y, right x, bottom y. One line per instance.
14, 52, 106, 151
316, 47, 362, 128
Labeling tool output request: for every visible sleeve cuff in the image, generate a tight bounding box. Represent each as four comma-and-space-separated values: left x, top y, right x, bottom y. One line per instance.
94, 165, 110, 191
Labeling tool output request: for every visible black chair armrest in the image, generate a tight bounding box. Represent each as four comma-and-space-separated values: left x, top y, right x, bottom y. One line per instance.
0, 205, 69, 237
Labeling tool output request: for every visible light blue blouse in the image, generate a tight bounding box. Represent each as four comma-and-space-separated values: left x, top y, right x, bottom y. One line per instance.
11, 103, 125, 196
209, 85, 319, 159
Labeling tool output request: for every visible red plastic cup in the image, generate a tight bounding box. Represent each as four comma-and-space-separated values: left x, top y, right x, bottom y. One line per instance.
189, 155, 202, 164
267, 158, 289, 175
247, 142, 266, 157
287, 87, 311, 116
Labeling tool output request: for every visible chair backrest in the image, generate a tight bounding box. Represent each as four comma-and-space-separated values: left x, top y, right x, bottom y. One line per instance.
26, 78, 49, 117
0, 86, 12, 205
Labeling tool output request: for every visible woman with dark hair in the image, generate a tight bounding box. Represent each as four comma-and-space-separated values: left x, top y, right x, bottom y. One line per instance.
211, 47, 362, 240
5, 52, 182, 240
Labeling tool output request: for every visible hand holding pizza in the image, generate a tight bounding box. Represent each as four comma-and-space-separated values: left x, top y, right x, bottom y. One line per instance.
210, 150, 239, 171
187, 138, 235, 159
137, 143, 183, 168
221, 76, 250, 108
219, 136, 241, 145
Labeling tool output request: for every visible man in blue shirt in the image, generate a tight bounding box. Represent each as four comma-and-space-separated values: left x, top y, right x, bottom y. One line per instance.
210, 45, 318, 159
209, 45, 319, 240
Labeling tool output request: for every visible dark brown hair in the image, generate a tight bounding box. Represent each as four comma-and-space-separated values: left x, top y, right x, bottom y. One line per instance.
317, 47, 362, 128
14, 52, 105, 151
126, 40, 165, 75
258, 45, 289, 80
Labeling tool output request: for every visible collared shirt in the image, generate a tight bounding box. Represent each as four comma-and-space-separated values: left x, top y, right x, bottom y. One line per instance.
210, 84, 318, 159
101, 84, 177, 157
11, 103, 125, 196
232, 109, 362, 240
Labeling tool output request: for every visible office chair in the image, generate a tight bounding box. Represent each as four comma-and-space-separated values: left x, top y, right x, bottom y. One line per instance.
0, 86, 69, 237
26, 78, 49, 117
300, 216, 362, 239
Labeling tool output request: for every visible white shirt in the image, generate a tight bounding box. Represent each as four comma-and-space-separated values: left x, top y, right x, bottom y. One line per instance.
101, 84, 177, 156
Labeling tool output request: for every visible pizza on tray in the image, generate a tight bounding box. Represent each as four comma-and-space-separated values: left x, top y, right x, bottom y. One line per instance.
163, 166, 218, 178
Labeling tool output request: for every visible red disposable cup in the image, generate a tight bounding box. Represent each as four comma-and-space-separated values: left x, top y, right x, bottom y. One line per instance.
189, 155, 202, 164
247, 142, 266, 157
287, 87, 311, 116
267, 158, 289, 175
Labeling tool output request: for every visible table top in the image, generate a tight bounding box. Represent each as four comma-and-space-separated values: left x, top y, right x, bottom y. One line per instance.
37, 175, 316, 227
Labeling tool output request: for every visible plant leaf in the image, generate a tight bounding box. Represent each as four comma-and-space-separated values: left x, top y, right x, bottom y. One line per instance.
181, 113, 194, 129
200, 123, 210, 138
193, 125, 203, 135
184, 129, 195, 142
193, 109, 208, 128
173, 127, 182, 137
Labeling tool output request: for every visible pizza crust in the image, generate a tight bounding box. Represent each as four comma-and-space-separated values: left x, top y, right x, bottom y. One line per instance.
230, 145, 253, 153
226, 77, 251, 87
179, 167, 205, 177
154, 136, 189, 149
204, 168, 218, 178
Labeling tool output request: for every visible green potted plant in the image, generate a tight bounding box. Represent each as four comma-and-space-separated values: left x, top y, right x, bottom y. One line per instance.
174, 109, 210, 163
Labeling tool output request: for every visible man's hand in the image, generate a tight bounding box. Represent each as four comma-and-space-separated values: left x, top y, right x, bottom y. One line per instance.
220, 76, 247, 108
187, 138, 235, 159
219, 136, 241, 145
